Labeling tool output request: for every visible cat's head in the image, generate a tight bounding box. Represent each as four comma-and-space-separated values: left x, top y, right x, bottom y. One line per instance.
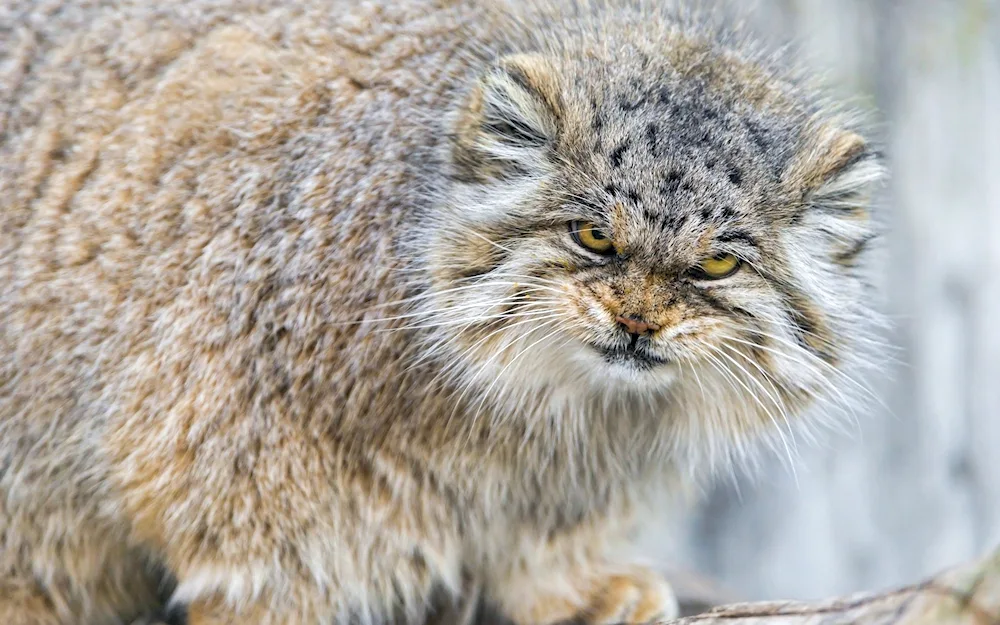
415, 20, 884, 463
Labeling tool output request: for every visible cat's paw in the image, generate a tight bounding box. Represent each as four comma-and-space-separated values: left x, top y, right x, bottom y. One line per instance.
508, 565, 678, 625
577, 567, 679, 625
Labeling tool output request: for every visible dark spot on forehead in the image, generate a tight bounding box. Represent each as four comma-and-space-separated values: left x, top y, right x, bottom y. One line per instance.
742, 117, 793, 170
657, 85, 671, 106
619, 94, 645, 112
618, 77, 647, 111
589, 97, 605, 132
700, 207, 714, 221
651, 210, 674, 230
609, 139, 631, 169
661, 171, 683, 196
728, 165, 743, 187
645, 123, 661, 157
671, 212, 690, 231
596, 180, 639, 205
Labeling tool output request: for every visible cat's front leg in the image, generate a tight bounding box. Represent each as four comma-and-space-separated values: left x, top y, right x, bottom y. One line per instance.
486, 521, 678, 625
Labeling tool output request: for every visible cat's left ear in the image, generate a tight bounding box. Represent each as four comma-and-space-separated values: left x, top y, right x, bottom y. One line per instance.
784, 125, 886, 266
791, 125, 886, 217
451, 54, 563, 181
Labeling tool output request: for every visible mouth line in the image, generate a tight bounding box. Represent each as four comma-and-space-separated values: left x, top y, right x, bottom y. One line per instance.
589, 342, 671, 369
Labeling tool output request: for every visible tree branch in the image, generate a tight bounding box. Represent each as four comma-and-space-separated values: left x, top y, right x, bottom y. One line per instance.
665, 548, 1000, 625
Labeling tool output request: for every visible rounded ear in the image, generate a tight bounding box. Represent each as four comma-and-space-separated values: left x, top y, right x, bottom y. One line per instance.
451, 54, 563, 181
782, 125, 886, 267
790, 125, 886, 214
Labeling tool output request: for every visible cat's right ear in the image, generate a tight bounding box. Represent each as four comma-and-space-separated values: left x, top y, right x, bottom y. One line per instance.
451, 54, 562, 181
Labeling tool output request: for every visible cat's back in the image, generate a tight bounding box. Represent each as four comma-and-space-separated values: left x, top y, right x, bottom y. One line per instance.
0, 4, 550, 617
0, 0, 486, 436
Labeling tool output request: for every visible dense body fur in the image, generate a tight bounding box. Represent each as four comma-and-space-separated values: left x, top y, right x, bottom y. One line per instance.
0, 0, 883, 623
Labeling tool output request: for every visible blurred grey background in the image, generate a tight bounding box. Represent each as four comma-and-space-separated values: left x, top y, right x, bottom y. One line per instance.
657, 0, 1000, 603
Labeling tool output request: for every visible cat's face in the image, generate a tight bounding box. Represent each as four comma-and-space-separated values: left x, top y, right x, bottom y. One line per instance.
418, 48, 882, 458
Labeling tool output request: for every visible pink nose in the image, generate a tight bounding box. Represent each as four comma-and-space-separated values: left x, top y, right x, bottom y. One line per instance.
616, 315, 660, 336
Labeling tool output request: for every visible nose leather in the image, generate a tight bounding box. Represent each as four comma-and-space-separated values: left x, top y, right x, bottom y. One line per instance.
615, 315, 660, 336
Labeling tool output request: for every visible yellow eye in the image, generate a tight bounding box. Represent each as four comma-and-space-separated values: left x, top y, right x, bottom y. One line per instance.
570, 221, 615, 255
694, 253, 741, 280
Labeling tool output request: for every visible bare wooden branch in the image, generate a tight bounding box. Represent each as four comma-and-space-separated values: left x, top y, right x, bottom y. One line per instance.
664, 548, 1000, 625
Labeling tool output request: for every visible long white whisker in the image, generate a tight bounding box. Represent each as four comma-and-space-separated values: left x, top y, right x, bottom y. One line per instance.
378, 297, 566, 332
468, 321, 568, 429
742, 326, 887, 412
721, 334, 863, 431
405, 308, 568, 375
422, 311, 568, 374
702, 343, 799, 483
356, 290, 559, 327
696, 348, 770, 466
444, 317, 566, 425
347, 273, 569, 314
450, 224, 516, 254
